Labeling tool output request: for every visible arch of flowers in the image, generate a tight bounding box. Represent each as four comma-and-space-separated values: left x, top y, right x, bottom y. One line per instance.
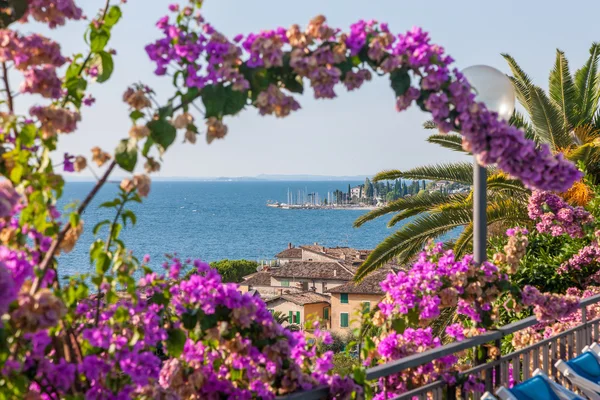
0, 0, 589, 399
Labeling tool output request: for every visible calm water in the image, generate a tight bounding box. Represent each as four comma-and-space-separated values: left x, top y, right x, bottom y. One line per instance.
59, 181, 459, 276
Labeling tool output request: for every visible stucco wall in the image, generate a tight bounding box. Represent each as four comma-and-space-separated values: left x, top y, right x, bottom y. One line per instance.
270, 277, 347, 294
304, 302, 330, 329
330, 293, 383, 334
266, 298, 303, 327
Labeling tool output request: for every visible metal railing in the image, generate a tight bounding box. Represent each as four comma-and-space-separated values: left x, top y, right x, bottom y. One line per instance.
278, 293, 600, 400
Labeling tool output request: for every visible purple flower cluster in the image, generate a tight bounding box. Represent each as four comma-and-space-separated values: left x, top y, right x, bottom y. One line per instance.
20, 66, 63, 99
22, 0, 84, 29
378, 243, 507, 326
146, 5, 581, 191
528, 191, 593, 238
558, 243, 600, 275
374, 327, 457, 399
0, 180, 20, 218
521, 285, 580, 322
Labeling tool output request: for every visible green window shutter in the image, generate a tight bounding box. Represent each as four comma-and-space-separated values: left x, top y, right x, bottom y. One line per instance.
363, 302, 370, 312
341, 313, 349, 328
282, 279, 290, 287
288, 310, 292, 323
296, 311, 301, 324
340, 293, 349, 304
324, 307, 329, 320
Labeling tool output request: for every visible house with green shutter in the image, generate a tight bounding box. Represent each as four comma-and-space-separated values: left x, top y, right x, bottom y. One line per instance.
327, 269, 390, 333
265, 292, 331, 330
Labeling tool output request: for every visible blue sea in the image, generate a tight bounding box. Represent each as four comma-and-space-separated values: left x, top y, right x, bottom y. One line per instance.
59, 181, 460, 277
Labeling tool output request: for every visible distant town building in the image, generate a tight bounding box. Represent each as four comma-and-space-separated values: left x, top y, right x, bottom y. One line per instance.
327, 269, 389, 333
240, 243, 395, 333
350, 185, 363, 199
265, 292, 331, 330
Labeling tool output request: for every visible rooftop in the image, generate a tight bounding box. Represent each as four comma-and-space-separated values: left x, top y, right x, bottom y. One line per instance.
275, 247, 303, 259
271, 261, 355, 280
327, 269, 393, 294
240, 271, 272, 287
266, 291, 331, 306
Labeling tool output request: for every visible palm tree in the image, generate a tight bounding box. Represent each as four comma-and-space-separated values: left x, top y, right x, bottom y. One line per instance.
272, 311, 289, 325
354, 43, 600, 281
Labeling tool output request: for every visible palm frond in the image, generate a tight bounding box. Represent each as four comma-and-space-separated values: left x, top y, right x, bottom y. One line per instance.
574, 42, 600, 125
423, 120, 437, 130
355, 209, 472, 281
502, 54, 534, 110
372, 170, 403, 182
565, 142, 600, 165
549, 49, 579, 130
509, 111, 536, 142
529, 85, 569, 149
453, 223, 473, 258
487, 173, 529, 194
388, 208, 428, 227
426, 134, 469, 154
353, 191, 453, 227
389, 162, 477, 184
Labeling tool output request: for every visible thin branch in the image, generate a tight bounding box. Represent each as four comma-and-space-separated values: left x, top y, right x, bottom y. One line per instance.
94, 196, 126, 325
61, 0, 111, 108
2, 62, 14, 113
30, 160, 117, 294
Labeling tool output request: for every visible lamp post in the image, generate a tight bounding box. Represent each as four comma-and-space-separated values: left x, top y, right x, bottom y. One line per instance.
461, 65, 516, 265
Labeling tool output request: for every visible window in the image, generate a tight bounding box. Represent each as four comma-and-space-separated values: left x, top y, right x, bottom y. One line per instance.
296, 311, 301, 324
281, 279, 290, 287
340, 312, 349, 328
362, 302, 371, 313
322, 281, 327, 292
323, 307, 329, 321
340, 293, 349, 304
288, 310, 293, 323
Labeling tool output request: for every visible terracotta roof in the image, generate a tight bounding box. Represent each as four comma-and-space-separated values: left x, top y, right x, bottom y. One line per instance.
266, 291, 331, 306
271, 261, 355, 280
327, 269, 392, 294
275, 248, 303, 259
240, 271, 272, 287
300, 245, 370, 262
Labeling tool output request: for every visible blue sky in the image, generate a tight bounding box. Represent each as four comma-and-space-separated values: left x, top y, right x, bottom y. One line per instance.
17, 0, 600, 178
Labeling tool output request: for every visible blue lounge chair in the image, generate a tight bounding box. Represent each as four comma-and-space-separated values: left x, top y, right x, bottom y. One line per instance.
556, 346, 600, 400
496, 369, 584, 400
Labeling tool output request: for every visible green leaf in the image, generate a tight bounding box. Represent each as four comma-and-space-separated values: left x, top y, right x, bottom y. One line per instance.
182, 311, 198, 330
99, 199, 121, 208
20, 124, 37, 146
390, 69, 411, 97
201, 85, 247, 118
69, 212, 80, 229
181, 87, 200, 106
90, 28, 110, 52
158, 105, 174, 120
121, 210, 136, 226
166, 329, 186, 357
142, 137, 154, 157
95, 252, 110, 275
96, 51, 114, 83
115, 139, 138, 172
10, 164, 23, 183
130, 110, 145, 122
93, 220, 111, 235
391, 318, 406, 334
148, 119, 177, 151
283, 75, 304, 94
103, 5, 122, 28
